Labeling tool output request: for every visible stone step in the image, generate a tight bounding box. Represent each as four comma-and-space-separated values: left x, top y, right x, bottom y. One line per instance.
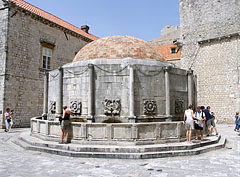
13, 136, 226, 159
17, 131, 222, 153
12, 132, 226, 159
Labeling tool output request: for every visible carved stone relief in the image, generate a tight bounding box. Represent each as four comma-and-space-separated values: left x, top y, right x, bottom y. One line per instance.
49, 101, 56, 114
143, 100, 157, 115
104, 99, 121, 115
70, 101, 82, 114
175, 98, 184, 114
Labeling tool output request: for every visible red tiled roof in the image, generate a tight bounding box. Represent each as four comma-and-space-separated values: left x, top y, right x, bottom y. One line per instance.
8, 0, 98, 41
155, 44, 181, 60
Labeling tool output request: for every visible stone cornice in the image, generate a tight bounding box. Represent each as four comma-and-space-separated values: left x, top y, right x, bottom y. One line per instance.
198, 32, 240, 44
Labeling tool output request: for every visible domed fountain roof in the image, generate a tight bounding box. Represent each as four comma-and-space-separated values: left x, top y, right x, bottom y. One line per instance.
73, 36, 164, 62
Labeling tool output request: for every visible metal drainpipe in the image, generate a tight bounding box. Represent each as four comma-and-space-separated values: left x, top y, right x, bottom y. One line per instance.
189, 43, 200, 70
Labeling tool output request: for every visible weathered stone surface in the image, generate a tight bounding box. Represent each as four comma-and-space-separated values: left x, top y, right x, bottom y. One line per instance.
0, 0, 9, 128
180, 0, 240, 123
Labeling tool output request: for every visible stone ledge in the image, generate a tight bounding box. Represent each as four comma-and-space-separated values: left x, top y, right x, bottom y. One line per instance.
13, 131, 226, 159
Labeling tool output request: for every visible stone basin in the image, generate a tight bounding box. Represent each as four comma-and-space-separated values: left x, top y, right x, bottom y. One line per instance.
31, 117, 186, 145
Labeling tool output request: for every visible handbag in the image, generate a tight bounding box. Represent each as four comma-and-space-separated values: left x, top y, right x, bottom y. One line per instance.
59, 117, 62, 124
7, 119, 11, 123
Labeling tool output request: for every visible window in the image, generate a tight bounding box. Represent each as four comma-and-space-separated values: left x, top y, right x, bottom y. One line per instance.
40, 41, 55, 70
42, 47, 52, 69
170, 47, 177, 54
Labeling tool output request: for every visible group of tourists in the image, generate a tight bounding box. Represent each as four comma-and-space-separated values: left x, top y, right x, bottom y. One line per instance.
184, 105, 218, 143
4, 108, 14, 133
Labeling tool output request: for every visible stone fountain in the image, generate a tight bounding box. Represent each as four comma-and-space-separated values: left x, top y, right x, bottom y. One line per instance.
31, 36, 196, 145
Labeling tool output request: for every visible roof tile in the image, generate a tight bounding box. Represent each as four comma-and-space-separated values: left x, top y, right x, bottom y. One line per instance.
155, 44, 181, 60
9, 0, 98, 41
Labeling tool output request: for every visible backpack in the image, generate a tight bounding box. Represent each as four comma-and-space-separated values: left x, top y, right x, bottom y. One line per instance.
195, 111, 204, 119
195, 111, 204, 127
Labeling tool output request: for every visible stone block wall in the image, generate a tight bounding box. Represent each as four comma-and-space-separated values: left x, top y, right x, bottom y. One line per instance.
191, 37, 240, 123
1, 6, 89, 128
180, 0, 240, 70
62, 66, 89, 116
169, 68, 188, 119
180, 0, 240, 122
49, 64, 130, 122
94, 64, 129, 121
168, 59, 181, 68
0, 0, 8, 127
48, 69, 59, 117
134, 65, 165, 119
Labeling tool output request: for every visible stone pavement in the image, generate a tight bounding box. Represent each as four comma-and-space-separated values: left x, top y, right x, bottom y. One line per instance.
0, 124, 239, 177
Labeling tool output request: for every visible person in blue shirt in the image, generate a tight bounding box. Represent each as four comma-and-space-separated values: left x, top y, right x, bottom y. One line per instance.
203, 106, 218, 136
234, 112, 239, 132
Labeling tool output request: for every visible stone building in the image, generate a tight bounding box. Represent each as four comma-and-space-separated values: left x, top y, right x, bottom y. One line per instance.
150, 1, 240, 123
0, 0, 97, 128
179, 0, 240, 123
149, 25, 181, 66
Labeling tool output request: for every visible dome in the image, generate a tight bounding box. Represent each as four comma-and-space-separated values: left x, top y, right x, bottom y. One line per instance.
73, 36, 164, 62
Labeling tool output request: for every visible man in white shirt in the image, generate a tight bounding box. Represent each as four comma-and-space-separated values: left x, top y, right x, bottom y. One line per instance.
194, 106, 206, 140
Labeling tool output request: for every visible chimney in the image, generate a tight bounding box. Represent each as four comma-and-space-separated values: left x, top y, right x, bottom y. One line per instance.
81, 25, 90, 33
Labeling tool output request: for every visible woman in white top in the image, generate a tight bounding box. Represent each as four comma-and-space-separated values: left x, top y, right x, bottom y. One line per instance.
184, 104, 195, 143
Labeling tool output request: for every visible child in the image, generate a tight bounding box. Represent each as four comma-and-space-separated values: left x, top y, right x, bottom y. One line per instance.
9, 110, 14, 132
4, 108, 10, 132
234, 112, 239, 132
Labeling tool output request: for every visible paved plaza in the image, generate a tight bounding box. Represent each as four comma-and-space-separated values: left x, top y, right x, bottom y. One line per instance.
0, 124, 239, 177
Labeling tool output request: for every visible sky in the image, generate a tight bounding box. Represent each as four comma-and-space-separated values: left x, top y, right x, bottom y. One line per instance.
26, 0, 180, 41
